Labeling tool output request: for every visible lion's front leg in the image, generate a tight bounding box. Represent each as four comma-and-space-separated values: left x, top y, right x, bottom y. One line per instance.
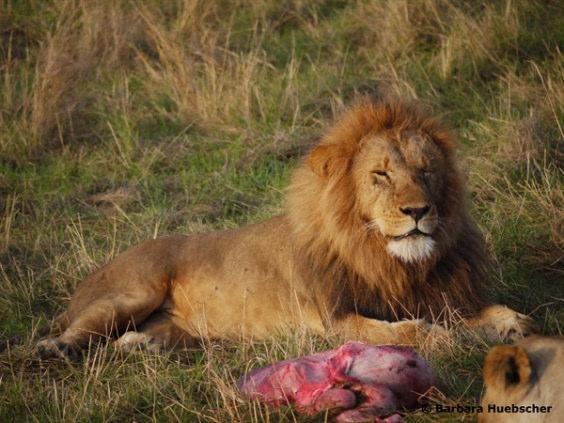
467, 304, 536, 343
332, 314, 450, 348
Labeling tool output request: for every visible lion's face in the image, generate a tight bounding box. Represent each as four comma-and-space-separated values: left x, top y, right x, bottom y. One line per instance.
303, 102, 462, 266
353, 131, 446, 263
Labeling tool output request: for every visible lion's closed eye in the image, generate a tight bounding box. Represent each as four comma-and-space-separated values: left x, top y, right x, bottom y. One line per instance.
371, 170, 390, 184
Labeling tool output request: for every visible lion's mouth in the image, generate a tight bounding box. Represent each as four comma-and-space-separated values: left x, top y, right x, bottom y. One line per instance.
391, 229, 432, 241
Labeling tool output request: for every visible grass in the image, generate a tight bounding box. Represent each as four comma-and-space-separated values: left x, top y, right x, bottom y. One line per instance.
0, 0, 562, 421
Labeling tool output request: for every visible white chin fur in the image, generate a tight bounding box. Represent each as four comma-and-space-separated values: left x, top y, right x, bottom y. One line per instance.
386, 236, 436, 263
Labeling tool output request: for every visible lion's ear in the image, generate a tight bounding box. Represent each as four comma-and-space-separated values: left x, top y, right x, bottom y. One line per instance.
483, 345, 532, 391
307, 144, 346, 178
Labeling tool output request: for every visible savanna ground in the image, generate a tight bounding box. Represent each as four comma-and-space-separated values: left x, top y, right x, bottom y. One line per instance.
0, 0, 562, 421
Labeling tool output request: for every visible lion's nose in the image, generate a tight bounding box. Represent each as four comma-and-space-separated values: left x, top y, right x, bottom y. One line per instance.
400, 205, 430, 222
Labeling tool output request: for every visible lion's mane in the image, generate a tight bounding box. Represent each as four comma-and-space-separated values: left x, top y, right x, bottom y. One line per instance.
287, 101, 489, 322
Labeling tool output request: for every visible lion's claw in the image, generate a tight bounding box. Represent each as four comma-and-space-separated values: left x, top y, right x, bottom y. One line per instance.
477, 305, 537, 343
36, 338, 80, 360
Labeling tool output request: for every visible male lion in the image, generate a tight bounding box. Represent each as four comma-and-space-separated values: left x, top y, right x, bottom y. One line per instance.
37, 101, 533, 358
480, 335, 563, 422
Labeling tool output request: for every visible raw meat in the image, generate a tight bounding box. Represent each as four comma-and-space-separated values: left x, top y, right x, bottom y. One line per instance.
237, 342, 435, 422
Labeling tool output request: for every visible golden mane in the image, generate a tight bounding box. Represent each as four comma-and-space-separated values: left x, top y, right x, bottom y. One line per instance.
287, 101, 489, 321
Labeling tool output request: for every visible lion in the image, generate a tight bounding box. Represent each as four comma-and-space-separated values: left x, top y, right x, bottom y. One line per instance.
479, 335, 564, 422
36, 101, 534, 359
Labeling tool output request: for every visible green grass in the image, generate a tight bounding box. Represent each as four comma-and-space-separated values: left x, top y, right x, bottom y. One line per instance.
1, 0, 562, 421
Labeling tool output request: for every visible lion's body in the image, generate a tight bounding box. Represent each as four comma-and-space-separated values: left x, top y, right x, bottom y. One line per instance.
64, 217, 321, 344
37, 101, 533, 358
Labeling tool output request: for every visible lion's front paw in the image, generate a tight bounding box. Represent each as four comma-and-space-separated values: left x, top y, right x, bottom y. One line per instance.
477, 305, 536, 343
36, 338, 80, 360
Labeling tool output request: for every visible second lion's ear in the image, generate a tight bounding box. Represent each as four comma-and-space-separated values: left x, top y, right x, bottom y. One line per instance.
307, 144, 347, 178
483, 345, 532, 391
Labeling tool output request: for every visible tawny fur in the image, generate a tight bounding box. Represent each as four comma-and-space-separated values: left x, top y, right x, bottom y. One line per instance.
480, 336, 564, 422
35, 100, 534, 358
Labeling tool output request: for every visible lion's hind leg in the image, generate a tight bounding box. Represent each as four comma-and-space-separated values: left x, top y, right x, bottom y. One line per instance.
37, 292, 169, 359
35, 238, 184, 359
